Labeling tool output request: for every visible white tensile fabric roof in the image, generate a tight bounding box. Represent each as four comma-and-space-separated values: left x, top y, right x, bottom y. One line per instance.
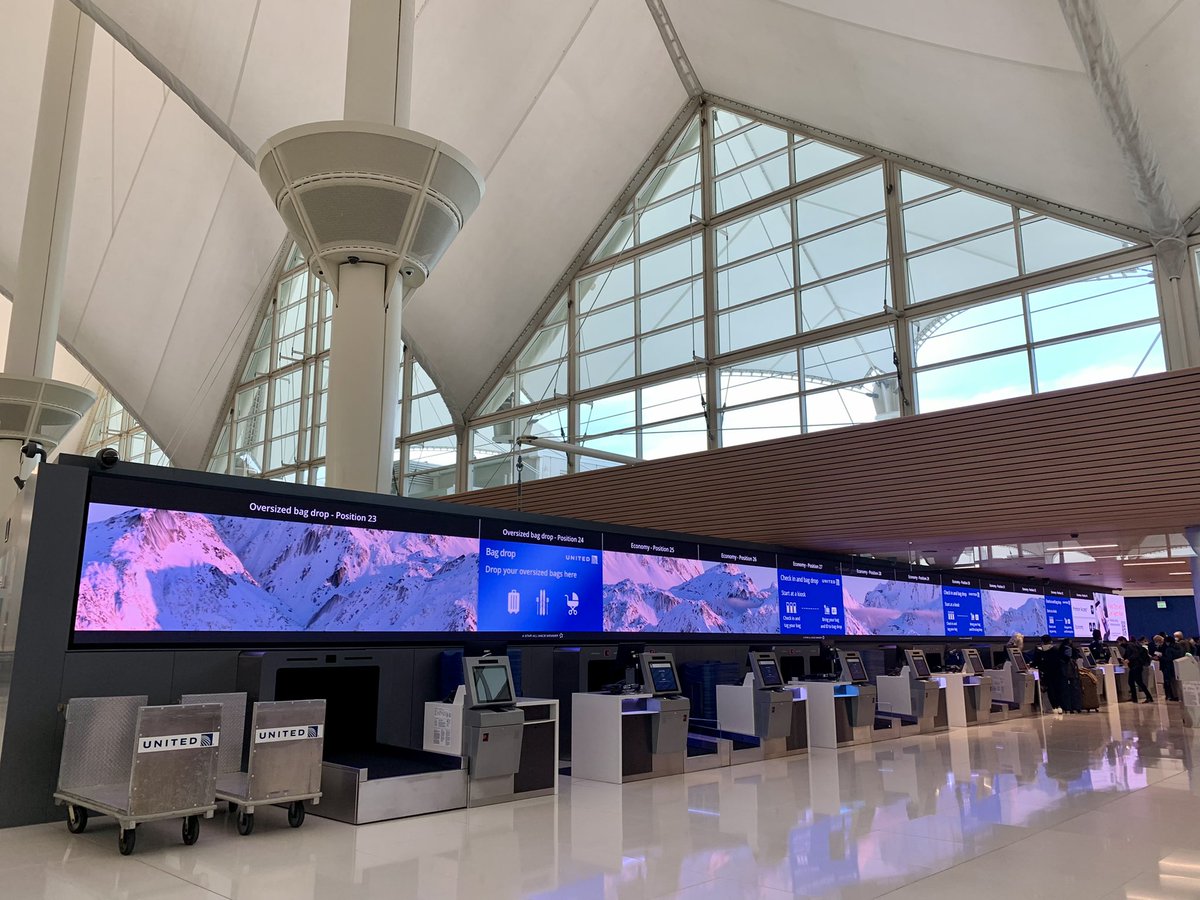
0, 0, 1194, 468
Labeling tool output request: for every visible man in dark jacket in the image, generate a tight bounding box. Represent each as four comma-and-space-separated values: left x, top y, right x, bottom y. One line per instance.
1126, 639, 1153, 703
1159, 634, 1183, 701
1089, 629, 1111, 663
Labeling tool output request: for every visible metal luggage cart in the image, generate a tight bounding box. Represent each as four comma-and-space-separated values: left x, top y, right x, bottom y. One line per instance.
185, 695, 325, 835
53, 696, 222, 855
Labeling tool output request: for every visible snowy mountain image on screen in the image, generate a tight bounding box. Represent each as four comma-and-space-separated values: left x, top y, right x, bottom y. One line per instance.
75, 504, 479, 632
842, 576, 943, 636
602, 552, 779, 633
982, 590, 1046, 638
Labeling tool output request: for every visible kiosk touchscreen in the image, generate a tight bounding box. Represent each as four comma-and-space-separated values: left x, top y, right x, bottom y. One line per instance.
906, 649, 933, 679
839, 651, 870, 684
749, 652, 785, 689
465, 657, 515, 708
963, 648, 985, 676
640, 653, 682, 697
1007, 647, 1029, 672
1079, 647, 1097, 669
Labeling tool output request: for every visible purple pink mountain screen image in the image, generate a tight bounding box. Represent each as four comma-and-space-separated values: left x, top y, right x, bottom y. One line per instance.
75, 504, 480, 632
603, 551, 779, 633
840, 576, 942, 636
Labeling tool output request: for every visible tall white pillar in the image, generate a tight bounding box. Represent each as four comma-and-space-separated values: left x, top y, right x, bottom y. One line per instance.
324, 0, 413, 493
325, 262, 404, 493
0, 0, 95, 513
257, 0, 481, 495
7, 0, 93, 379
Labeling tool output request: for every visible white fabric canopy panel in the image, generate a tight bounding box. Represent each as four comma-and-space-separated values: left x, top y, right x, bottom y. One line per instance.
664, 0, 1159, 230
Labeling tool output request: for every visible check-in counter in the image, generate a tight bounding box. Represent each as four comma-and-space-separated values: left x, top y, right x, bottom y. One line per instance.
570, 692, 690, 783
805, 681, 875, 749
714, 652, 808, 760
942, 672, 993, 727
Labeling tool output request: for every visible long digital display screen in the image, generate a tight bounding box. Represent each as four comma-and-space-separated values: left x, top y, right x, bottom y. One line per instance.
71, 472, 1115, 645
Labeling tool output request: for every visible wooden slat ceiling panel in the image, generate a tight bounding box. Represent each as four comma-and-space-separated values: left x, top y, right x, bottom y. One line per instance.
441, 369, 1200, 586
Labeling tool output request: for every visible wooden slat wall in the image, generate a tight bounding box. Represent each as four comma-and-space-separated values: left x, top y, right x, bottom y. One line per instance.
442, 369, 1200, 555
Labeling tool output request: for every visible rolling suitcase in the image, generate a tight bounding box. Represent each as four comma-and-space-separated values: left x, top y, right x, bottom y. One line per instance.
1078, 669, 1101, 712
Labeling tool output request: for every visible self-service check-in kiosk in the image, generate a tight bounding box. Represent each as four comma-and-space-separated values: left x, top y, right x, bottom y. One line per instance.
462, 656, 524, 806
806, 650, 875, 749
989, 647, 1037, 718
716, 652, 808, 758
1176, 655, 1200, 727
570, 652, 692, 784
943, 648, 993, 727
877, 649, 947, 734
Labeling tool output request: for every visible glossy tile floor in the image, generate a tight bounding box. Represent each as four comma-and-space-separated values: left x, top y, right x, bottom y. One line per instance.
5, 702, 1200, 899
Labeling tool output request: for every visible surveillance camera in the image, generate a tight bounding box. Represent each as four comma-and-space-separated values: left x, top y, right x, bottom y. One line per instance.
347, 255, 360, 265
95, 447, 120, 470
1070, 532, 1079, 539
402, 267, 415, 278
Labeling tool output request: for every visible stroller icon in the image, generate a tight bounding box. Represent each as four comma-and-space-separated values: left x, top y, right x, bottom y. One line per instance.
566, 592, 580, 615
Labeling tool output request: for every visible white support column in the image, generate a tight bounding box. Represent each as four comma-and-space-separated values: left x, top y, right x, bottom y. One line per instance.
1184, 527, 1200, 634
325, 262, 404, 493
325, 0, 412, 492
6, 0, 93, 379
343, 0, 413, 128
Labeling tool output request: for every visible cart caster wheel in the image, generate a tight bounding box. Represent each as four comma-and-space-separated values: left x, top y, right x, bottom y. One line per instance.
287, 801, 305, 828
66, 805, 88, 834
236, 810, 254, 836
182, 815, 200, 846
118, 827, 136, 856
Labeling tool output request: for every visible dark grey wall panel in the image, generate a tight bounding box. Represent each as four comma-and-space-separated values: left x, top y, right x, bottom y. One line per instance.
60, 651, 176, 706
168, 650, 241, 698
0, 465, 89, 827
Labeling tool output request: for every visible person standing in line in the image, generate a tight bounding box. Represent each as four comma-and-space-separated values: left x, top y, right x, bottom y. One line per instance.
1034, 635, 1064, 714
1126, 637, 1154, 703
1059, 639, 1082, 714
1161, 633, 1183, 701
1089, 628, 1111, 663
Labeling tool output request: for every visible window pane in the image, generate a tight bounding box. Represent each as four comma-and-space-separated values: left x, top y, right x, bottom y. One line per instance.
580, 431, 637, 465
714, 122, 788, 175
717, 249, 794, 309
1027, 265, 1158, 343
641, 278, 702, 332
579, 301, 634, 351
481, 376, 516, 415
900, 170, 950, 204
916, 351, 1031, 413
719, 351, 799, 408
578, 262, 634, 314
1033, 323, 1165, 393
271, 399, 301, 436
793, 139, 861, 183
517, 363, 566, 404
641, 416, 708, 459
640, 236, 701, 293
717, 294, 797, 353
798, 217, 887, 283
716, 203, 791, 267
903, 190, 1012, 252
638, 190, 700, 243
912, 296, 1026, 367
578, 343, 635, 390
517, 323, 566, 370
795, 168, 884, 237
720, 397, 801, 447
800, 265, 890, 332
907, 229, 1019, 303
642, 377, 704, 425
411, 361, 438, 395
803, 328, 896, 387
805, 376, 900, 431
640, 321, 704, 374
579, 392, 636, 437
410, 391, 452, 432
404, 434, 458, 498
714, 152, 790, 213
1020, 217, 1132, 273
637, 151, 700, 208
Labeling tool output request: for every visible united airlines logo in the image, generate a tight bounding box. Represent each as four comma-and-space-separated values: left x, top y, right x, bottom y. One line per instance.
137, 732, 220, 753
254, 724, 323, 744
